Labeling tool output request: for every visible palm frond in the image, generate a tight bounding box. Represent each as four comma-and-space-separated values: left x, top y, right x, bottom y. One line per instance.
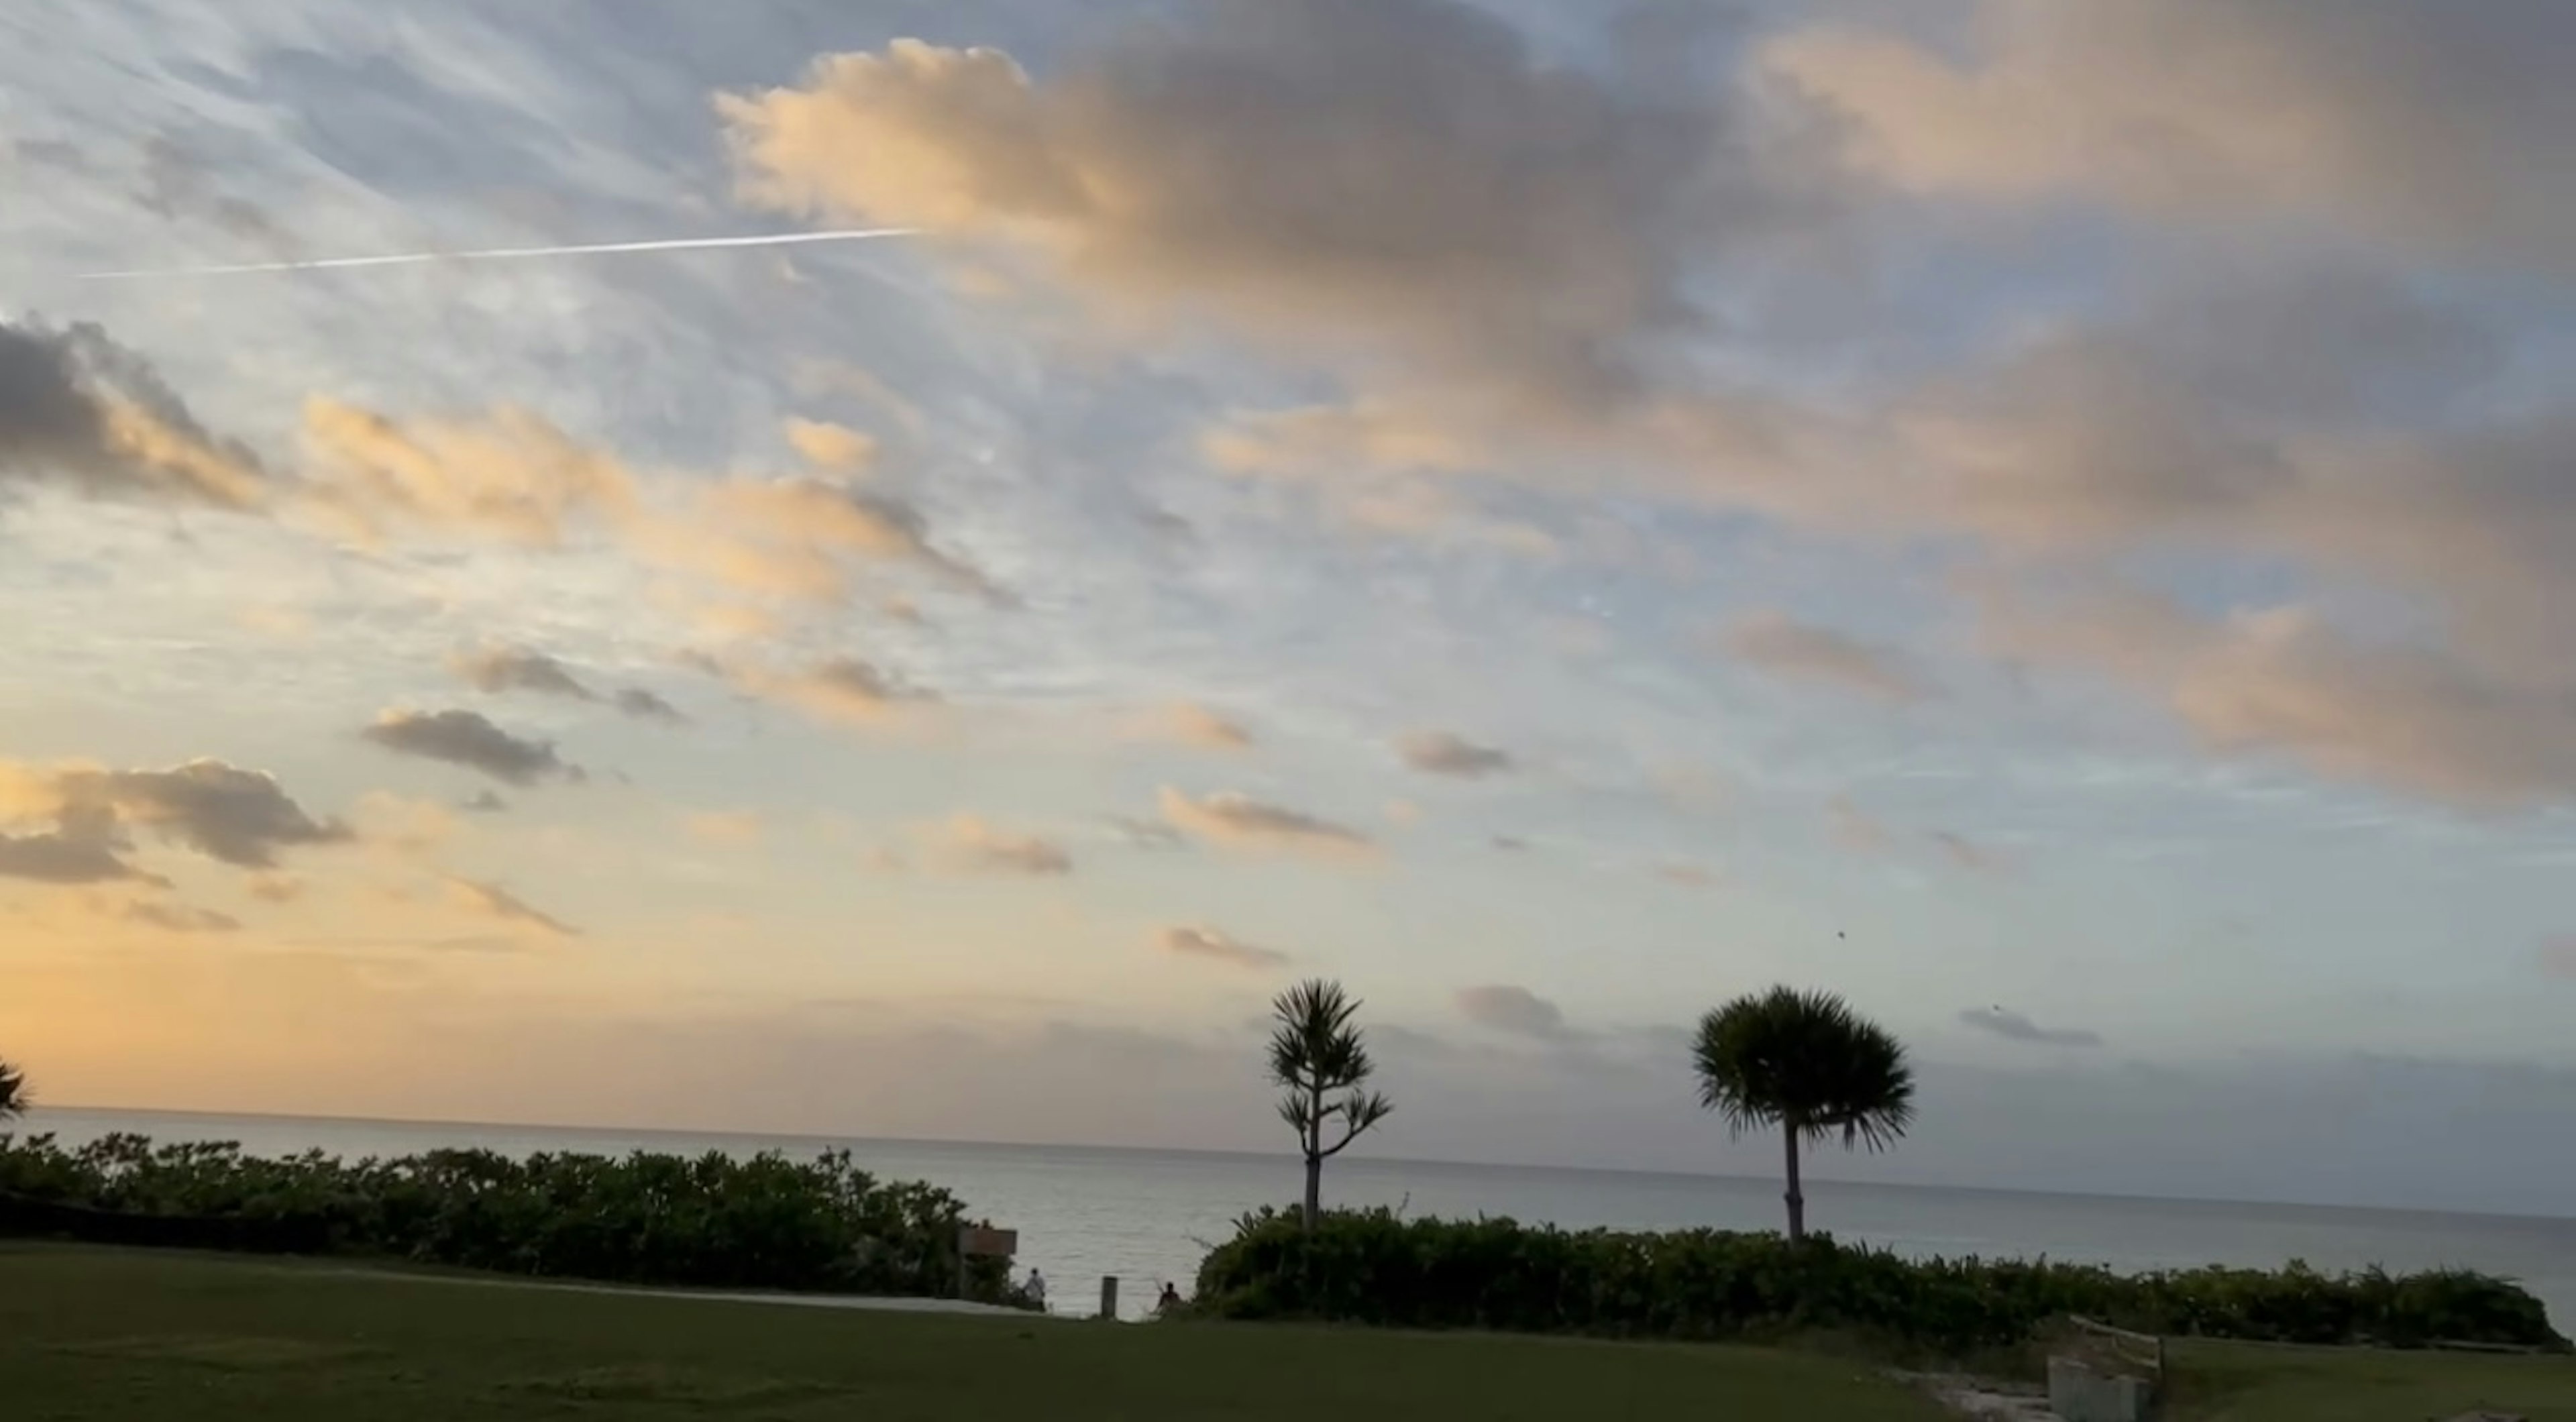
1690, 986, 1913, 1151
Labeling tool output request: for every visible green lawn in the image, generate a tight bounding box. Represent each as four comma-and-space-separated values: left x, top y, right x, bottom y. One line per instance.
2165, 1338, 2576, 1421
0, 1243, 1943, 1421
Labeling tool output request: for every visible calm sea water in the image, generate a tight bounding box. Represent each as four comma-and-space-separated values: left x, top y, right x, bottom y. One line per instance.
18, 1107, 2576, 1327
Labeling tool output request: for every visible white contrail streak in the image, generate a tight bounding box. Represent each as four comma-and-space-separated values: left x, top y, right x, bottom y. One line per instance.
78, 227, 920, 281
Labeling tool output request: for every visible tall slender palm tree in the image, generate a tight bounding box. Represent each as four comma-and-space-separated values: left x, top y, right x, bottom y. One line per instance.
0, 1060, 25, 1121
1269, 979, 1393, 1232
1691, 986, 1914, 1243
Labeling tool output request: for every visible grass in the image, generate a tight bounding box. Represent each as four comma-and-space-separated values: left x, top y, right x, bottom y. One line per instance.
11, 1244, 2573, 1419
0, 1242, 1945, 1421
2162, 1338, 2576, 1421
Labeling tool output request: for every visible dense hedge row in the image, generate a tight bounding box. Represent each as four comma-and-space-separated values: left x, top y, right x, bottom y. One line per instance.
1194, 1208, 2567, 1354
0, 1133, 1027, 1305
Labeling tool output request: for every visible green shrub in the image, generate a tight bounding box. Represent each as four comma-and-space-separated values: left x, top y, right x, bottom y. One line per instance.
1193, 1208, 2566, 1355
0, 1132, 1027, 1306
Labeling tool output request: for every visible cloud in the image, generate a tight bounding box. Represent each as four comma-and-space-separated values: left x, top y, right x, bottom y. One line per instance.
1396, 731, 1515, 779
1456, 984, 1571, 1040
458, 792, 510, 816
784, 417, 879, 473
1932, 830, 2007, 875
0, 760, 350, 883
688, 811, 765, 846
451, 646, 598, 702
2540, 938, 2576, 981
739, 657, 938, 728
1157, 925, 1291, 971
1491, 836, 1531, 853
1959, 1005, 2104, 1049
248, 875, 305, 904
446, 879, 582, 939
718, 0, 1800, 420
361, 709, 582, 787
301, 402, 986, 609
923, 816, 1073, 877
1103, 815, 1187, 851
679, 479, 994, 600
612, 688, 687, 724
1766, 0, 2576, 268
1157, 788, 1373, 859
124, 899, 244, 935
1980, 586, 2576, 808
1723, 612, 1933, 704
0, 832, 146, 885
0, 318, 267, 510
1656, 863, 1717, 889
449, 643, 696, 729
301, 399, 639, 548
1828, 796, 1894, 855
1154, 703, 1254, 753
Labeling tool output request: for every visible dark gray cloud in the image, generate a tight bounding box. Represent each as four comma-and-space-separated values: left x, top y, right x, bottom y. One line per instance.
1960, 1005, 2103, 1048
453, 647, 690, 724
1769, 0, 2576, 270
451, 646, 597, 701
0, 318, 266, 508
721, 0, 1819, 417
0, 759, 345, 883
613, 687, 687, 724
1397, 731, 1515, 779
69, 761, 353, 869
361, 709, 582, 787
0, 832, 147, 885
1456, 984, 1572, 1040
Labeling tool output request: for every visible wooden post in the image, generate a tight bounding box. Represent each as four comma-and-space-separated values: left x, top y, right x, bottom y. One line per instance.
1099, 1275, 1118, 1320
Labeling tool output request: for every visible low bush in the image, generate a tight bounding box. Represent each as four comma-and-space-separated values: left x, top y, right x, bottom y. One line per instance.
1193, 1208, 2566, 1355
0, 1132, 1027, 1305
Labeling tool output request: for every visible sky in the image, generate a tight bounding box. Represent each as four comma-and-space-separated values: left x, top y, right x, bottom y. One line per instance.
3, 0, 2575, 1216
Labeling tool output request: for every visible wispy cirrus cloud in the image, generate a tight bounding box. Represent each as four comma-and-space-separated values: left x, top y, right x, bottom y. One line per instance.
1157, 789, 1373, 859
1723, 612, 1933, 705
1396, 731, 1515, 779
447, 878, 582, 939
1157, 925, 1290, 971
1960, 1005, 2102, 1048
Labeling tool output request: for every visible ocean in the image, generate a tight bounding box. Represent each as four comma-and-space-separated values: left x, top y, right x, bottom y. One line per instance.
17, 1107, 2576, 1327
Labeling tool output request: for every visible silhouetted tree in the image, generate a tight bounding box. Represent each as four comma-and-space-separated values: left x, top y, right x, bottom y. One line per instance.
0, 1060, 24, 1120
1269, 979, 1393, 1232
1692, 986, 1914, 1242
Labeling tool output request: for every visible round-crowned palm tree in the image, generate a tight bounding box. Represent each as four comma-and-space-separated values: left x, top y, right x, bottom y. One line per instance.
0, 1060, 25, 1120
1691, 986, 1913, 1243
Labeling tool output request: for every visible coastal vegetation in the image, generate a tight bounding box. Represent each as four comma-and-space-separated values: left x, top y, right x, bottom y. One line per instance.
0, 1060, 23, 1120
1193, 1208, 2567, 1354
0, 1132, 1024, 1305
1692, 986, 1917, 1242
1267, 979, 1393, 1232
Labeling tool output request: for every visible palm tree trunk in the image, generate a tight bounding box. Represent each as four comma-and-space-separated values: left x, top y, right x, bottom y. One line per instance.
1301, 1152, 1322, 1232
1780, 1121, 1807, 1243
